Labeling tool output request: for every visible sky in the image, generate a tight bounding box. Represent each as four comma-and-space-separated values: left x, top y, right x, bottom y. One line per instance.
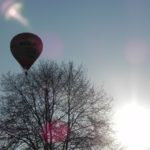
1, 0, 150, 149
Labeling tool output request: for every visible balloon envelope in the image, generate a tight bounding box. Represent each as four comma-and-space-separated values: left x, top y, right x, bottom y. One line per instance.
10, 32, 43, 70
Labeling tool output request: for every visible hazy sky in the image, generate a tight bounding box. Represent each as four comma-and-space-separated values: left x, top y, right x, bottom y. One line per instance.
1, 0, 150, 110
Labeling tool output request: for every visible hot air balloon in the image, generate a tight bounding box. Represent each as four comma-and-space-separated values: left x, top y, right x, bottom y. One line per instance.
10, 32, 43, 75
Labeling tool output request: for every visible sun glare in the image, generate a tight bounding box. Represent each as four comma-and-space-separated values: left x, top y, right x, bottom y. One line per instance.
115, 102, 150, 150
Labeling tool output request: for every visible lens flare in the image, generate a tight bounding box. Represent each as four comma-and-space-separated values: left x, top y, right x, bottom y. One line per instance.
41, 33, 64, 59
124, 38, 149, 64
0, 0, 29, 27
40, 121, 69, 143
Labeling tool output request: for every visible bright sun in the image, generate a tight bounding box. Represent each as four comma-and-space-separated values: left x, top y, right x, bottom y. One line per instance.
115, 102, 150, 150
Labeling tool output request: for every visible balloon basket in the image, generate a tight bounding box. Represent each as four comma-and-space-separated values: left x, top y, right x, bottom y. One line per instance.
23, 69, 28, 76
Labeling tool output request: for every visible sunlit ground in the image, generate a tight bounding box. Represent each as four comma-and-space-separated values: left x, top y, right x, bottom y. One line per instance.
114, 101, 150, 150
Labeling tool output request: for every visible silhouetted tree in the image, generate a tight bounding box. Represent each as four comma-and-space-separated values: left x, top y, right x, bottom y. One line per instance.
0, 61, 115, 150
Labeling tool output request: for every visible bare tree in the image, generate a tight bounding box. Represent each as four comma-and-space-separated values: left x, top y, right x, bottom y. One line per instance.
0, 61, 114, 150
